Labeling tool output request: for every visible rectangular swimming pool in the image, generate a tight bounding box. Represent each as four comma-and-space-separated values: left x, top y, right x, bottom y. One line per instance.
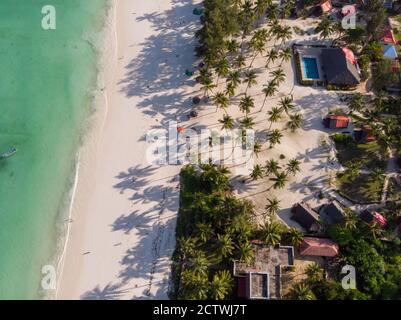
302, 57, 320, 79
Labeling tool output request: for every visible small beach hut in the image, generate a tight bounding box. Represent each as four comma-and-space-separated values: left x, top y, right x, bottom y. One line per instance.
353, 126, 376, 143
321, 48, 361, 88
299, 237, 339, 257
317, 0, 332, 15
321, 200, 347, 225
292, 202, 321, 233
323, 115, 350, 129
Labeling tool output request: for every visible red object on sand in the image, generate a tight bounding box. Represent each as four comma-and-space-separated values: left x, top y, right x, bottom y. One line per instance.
373, 212, 387, 227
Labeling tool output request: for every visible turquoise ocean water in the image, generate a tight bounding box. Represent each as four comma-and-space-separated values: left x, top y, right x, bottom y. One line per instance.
0, 0, 109, 299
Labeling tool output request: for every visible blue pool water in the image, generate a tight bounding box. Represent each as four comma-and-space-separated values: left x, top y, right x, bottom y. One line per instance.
302, 57, 320, 79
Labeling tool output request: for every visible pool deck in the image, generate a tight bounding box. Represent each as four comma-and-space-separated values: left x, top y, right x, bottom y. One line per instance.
296, 47, 325, 82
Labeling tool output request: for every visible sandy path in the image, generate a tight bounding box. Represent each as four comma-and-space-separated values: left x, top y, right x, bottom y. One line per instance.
57, 0, 200, 299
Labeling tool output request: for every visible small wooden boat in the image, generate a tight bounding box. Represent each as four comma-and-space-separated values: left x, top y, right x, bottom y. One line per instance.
0, 147, 17, 159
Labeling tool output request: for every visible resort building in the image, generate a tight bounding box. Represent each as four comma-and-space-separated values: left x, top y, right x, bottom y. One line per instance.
319, 200, 347, 226
354, 126, 376, 143
292, 202, 321, 233
360, 210, 388, 227
233, 242, 295, 300
321, 48, 361, 87
299, 237, 339, 257
323, 115, 350, 129
294, 45, 361, 89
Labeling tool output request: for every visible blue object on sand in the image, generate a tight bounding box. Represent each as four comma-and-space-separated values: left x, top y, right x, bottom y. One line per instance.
193, 8, 203, 15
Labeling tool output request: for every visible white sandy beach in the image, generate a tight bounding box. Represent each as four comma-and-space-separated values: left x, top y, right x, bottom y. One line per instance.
57, 0, 359, 300
57, 0, 202, 299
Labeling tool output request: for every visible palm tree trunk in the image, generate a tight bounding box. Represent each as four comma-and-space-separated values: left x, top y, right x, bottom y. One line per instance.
260, 96, 268, 112
249, 53, 257, 69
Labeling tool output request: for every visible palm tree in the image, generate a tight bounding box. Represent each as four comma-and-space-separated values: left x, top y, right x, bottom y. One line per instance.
260, 81, 278, 112
253, 141, 263, 157
215, 58, 230, 86
225, 82, 236, 98
285, 227, 304, 247
348, 93, 363, 112
202, 78, 216, 98
279, 47, 292, 65
286, 158, 301, 175
279, 95, 295, 114
346, 161, 361, 181
270, 68, 286, 85
235, 54, 246, 71
189, 250, 210, 276
261, 220, 283, 246
267, 106, 283, 129
265, 197, 281, 217
251, 164, 265, 181
287, 113, 302, 132
265, 159, 281, 175
227, 70, 241, 88
255, 0, 270, 19
196, 223, 214, 243
243, 70, 258, 94
226, 39, 240, 54
249, 31, 267, 68
290, 283, 316, 300
315, 15, 335, 39
209, 270, 233, 300
270, 171, 288, 190
239, 95, 255, 114
178, 236, 197, 261
265, 48, 279, 68
217, 233, 235, 258
240, 116, 255, 129
213, 92, 229, 113
305, 263, 324, 283
181, 268, 209, 299
278, 25, 292, 44
219, 114, 235, 130
370, 222, 384, 240
237, 241, 254, 264
268, 129, 283, 148
344, 211, 358, 231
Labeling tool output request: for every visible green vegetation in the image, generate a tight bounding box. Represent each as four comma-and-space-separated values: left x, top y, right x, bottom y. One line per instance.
333, 138, 387, 171
171, 164, 256, 300
387, 177, 401, 201
337, 172, 384, 204
290, 203, 401, 300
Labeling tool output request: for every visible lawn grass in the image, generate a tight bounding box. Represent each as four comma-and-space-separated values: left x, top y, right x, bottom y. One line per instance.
334, 140, 388, 170
337, 172, 384, 204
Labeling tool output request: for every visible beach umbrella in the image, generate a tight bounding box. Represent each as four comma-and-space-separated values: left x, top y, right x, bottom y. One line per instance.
193, 8, 203, 16
192, 96, 201, 105
190, 111, 198, 118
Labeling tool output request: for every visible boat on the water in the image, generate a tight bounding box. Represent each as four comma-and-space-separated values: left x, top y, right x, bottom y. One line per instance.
0, 147, 17, 159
